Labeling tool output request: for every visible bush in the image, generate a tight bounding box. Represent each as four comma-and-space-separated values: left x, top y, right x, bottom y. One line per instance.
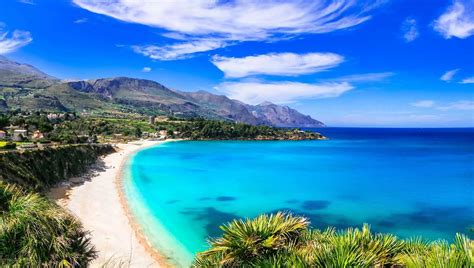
0, 142, 16, 150
194, 212, 473, 268
0, 182, 96, 266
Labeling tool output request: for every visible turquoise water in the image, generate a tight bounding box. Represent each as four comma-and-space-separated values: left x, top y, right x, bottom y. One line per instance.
123, 128, 474, 267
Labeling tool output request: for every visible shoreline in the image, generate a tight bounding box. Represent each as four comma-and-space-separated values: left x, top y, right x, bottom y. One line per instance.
116, 140, 179, 268
48, 140, 175, 267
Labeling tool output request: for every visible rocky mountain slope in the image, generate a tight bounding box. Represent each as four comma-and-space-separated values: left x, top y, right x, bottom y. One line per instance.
0, 55, 57, 88
0, 57, 325, 127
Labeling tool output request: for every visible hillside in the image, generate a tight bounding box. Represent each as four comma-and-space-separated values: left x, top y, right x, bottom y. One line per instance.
0, 57, 325, 127
0, 55, 57, 88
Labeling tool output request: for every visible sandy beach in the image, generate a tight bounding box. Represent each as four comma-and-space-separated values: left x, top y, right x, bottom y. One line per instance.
49, 140, 166, 267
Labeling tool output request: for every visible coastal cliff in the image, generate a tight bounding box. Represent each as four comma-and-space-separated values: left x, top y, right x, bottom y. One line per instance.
0, 144, 115, 191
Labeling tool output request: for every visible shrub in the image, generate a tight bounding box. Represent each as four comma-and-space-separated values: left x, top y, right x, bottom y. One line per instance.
0, 142, 16, 150
0, 182, 96, 266
194, 212, 473, 268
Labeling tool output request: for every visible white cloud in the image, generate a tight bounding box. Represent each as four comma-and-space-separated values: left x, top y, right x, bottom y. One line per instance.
211, 52, 344, 78
411, 99, 474, 111
0, 25, 32, 54
142, 67, 152, 72
402, 18, 419, 42
460, 76, 474, 84
333, 72, 394, 82
437, 100, 474, 110
411, 100, 436, 108
17, 0, 35, 5
333, 112, 457, 127
73, 0, 385, 60
74, 18, 88, 24
434, 0, 474, 39
440, 68, 460, 81
132, 39, 226, 61
215, 81, 353, 105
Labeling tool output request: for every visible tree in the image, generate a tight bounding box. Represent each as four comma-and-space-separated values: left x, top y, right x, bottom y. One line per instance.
0, 115, 9, 129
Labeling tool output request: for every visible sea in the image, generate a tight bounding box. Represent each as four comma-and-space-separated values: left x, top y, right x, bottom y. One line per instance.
122, 128, 474, 267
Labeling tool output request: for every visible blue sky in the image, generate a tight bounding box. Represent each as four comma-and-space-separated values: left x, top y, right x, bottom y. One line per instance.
0, 0, 473, 127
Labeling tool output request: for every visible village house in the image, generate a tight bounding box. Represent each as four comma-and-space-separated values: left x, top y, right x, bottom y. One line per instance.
32, 130, 44, 140
154, 116, 168, 122
0, 130, 6, 139
13, 129, 27, 141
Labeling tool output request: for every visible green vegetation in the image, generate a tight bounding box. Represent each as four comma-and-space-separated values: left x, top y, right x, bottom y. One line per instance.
0, 141, 16, 150
167, 118, 324, 140
0, 144, 114, 266
0, 144, 114, 191
194, 212, 473, 267
0, 112, 324, 144
0, 182, 96, 267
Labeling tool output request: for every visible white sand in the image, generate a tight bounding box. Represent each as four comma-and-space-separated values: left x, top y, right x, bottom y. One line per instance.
49, 140, 165, 267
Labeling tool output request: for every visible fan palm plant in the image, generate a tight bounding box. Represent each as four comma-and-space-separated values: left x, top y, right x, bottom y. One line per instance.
306, 225, 404, 267
194, 211, 473, 268
194, 212, 309, 267
398, 233, 473, 268
0, 182, 96, 267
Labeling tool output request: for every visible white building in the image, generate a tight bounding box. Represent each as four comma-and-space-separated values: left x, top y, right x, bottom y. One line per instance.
13, 129, 27, 141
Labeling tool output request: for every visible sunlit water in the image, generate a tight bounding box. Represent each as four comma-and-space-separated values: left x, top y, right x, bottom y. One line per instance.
122, 128, 474, 267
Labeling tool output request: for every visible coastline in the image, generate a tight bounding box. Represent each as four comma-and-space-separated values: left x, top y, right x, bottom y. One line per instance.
48, 140, 173, 267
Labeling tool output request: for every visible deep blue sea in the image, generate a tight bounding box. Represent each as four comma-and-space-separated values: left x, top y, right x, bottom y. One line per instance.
123, 128, 474, 267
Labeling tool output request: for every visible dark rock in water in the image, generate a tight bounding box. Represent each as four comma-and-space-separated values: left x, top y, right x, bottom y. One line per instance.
216, 196, 236, 202
301, 200, 331, 210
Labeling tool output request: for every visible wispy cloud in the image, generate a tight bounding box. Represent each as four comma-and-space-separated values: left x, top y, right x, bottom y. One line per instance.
211, 52, 344, 78
411, 99, 474, 111
440, 68, 460, 82
0, 24, 32, 54
402, 18, 419, 42
74, 0, 385, 60
433, 0, 474, 39
215, 81, 353, 105
459, 76, 474, 84
17, 0, 35, 5
333, 72, 394, 82
74, 18, 88, 24
132, 39, 226, 61
411, 100, 436, 108
335, 113, 449, 126
437, 100, 474, 111
142, 67, 151, 73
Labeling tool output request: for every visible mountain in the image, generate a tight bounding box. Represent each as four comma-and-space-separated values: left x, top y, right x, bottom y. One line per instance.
248, 102, 325, 127
182, 90, 263, 125
0, 55, 57, 88
0, 56, 325, 127
183, 91, 325, 127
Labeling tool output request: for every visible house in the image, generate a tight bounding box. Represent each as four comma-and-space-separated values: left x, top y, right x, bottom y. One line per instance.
13, 129, 27, 141
159, 130, 167, 136
155, 116, 168, 122
0, 130, 6, 139
32, 130, 44, 140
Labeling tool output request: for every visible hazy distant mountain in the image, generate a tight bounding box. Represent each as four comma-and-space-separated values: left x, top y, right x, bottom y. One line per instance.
0, 56, 325, 127
182, 90, 263, 125
0, 55, 57, 88
183, 91, 325, 127
248, 102, 325, 127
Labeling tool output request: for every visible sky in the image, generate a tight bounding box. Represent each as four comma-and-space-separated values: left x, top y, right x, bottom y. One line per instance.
0, 0, 473, 127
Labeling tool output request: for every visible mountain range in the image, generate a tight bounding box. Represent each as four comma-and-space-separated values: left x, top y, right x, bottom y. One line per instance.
0, 56, 324, 127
